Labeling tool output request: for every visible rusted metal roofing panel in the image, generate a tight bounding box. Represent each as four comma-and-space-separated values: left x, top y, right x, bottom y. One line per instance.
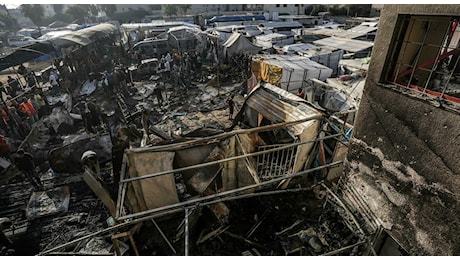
246, 83, 323, 136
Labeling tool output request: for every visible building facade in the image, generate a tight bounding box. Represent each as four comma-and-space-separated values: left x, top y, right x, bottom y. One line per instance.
263, 4, 311, 16
341, 4, 460, 255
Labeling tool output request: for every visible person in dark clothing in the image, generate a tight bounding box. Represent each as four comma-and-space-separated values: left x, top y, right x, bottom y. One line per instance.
87, 101, 101, 133
153, 83, 164, 107
0, 134, 13, 163
14, 149, 42, 191
17, 64, 26, 76
7, 76, 20, 97
227, 95, 235, 120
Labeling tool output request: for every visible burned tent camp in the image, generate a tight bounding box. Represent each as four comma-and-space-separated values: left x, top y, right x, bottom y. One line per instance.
0, 17, 371, 256
4, 4, 460, 257
36, 82, 368, 256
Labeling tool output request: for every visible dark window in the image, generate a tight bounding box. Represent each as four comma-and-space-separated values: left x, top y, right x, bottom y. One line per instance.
386, 15, 460, 104
276, 4, 280, 7
283, 4, 287, 7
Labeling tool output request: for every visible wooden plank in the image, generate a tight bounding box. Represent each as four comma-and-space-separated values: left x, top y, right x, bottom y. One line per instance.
236, 135, 260, 184
83, 170, 117, 218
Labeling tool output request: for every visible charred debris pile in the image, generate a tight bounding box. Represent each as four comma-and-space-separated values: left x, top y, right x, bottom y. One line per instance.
0, 26, 373, 256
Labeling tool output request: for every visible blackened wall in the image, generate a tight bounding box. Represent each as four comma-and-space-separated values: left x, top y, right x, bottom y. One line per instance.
343, 4, 460, 255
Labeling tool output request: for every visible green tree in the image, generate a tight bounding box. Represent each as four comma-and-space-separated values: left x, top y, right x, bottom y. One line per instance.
100, 4, 117, 19
89, 4, 99, 16
53, 4, 64, 14
20, 4, 44, 31
179, 4, 192, 16
0, 13, 19, 32
163, 5, 178, 18
66, 5, 88, 24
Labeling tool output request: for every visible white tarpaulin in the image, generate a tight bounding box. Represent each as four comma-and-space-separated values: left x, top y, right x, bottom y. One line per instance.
223, 32, 262, 58
252, 54, 333, 93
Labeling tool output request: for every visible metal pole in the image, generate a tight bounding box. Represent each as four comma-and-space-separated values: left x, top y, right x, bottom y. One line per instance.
151, 219, 176, 254
184, 208, 189, 256
121, 133, 342, 183
406, 20, 431, 88
129, 114, 325, 153
117, 160, 343, 221
40, 182, 324, 255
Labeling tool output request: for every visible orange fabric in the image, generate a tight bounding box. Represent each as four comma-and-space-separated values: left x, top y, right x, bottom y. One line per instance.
20, 102, 37, 116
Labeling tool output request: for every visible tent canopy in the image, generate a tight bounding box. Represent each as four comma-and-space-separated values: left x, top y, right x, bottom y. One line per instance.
223, 32, 262, 58
0, 42, 57, 71
0, 23, 120, 71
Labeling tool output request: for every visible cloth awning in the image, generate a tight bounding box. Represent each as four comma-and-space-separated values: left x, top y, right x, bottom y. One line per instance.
0, 42, 57, 71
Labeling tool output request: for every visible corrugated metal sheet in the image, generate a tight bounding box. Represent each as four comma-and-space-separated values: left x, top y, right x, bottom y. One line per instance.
246, 83, 323, 136
313, 37, 374, 53
255, 33, 293, 42
303, 24, 377, 39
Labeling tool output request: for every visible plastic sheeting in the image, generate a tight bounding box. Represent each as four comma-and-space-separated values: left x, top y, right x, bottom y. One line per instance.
223, 32, 262, 58
25, 186, 70, 220
80, 80, 97, 96
251, 54, 333, 93
125, 151, 179, 213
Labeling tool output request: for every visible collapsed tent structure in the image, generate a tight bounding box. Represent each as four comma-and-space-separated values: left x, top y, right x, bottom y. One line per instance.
36, 81, 365, 256
0, 23, 120, 72
222, 32, 262, 58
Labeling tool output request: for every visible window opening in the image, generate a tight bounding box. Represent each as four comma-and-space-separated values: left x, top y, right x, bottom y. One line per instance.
388, 16, 460, 104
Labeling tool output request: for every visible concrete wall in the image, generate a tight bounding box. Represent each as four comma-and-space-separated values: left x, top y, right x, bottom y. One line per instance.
343, 5, 460, 255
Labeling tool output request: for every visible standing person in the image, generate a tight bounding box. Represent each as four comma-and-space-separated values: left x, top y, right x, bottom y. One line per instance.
86, 101, 101, 133
17, 64, 27, 76
7, 76, 20, 97
296, 88, 305, 99
227, 95, 235, 120
0, 134, 13, 163
153, 83, 164, 108
14, 149, 42, 191
19, 97, 38, 125
49, 69, 60, 89
33, 90, 49, 117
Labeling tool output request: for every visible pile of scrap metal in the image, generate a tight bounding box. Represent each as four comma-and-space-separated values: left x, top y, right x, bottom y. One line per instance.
39, 82, 372, 256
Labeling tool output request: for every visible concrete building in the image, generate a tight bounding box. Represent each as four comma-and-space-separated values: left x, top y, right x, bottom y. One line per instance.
341, 4, 460, 255
115, 4, 159, 14
263, 4, 312, 16
370, 4, 383, 17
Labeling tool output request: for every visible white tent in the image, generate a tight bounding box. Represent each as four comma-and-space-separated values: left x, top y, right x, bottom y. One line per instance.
251, 54, 333, 93
222, 32, 262, 58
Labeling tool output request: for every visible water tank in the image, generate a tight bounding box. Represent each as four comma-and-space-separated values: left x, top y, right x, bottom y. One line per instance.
272, 12, 279, 21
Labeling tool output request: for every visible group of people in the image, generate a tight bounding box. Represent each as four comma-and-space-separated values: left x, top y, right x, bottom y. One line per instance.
0, 90, 49, 140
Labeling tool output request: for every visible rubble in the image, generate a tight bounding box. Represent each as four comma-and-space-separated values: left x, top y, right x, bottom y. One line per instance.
0, 13, 379, 257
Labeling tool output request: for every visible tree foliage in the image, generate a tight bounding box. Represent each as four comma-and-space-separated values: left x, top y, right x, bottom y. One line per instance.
163, 5, 178, 17
178, 4, 192, 15
100, 4, 117, 19
0, 13, 19, 32
65, 5, 89, 24
88, 4, 99, 16
20, 4, 44, 27
112, 9, 149, 23
53, 4, 64, 14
